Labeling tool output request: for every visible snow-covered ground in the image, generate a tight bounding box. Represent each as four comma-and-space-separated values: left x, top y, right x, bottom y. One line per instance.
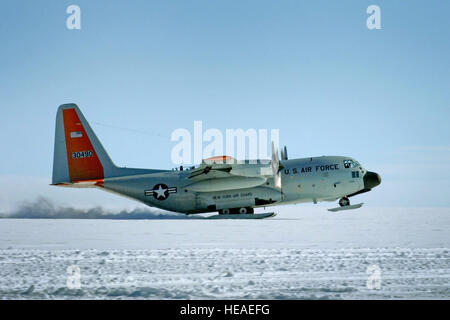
0, 207, 449, 299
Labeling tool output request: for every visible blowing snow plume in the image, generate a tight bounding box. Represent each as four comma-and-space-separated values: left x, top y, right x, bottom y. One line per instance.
1, 197, 198, 219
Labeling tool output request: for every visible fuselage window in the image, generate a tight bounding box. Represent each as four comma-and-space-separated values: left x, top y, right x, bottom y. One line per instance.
344, 160, 352, 169
351, 171, 360, 178
344, 159, 360, 169
351, 161, 360, 168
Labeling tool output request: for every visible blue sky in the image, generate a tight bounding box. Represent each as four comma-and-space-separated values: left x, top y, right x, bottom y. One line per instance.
0, 0, 449, 210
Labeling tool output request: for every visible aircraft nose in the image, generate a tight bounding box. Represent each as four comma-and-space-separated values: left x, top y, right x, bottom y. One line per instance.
363, 171, 381, 189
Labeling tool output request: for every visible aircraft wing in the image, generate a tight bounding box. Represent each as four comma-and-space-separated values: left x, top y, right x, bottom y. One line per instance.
185, 144, 284, 193
185, 158, 272, 192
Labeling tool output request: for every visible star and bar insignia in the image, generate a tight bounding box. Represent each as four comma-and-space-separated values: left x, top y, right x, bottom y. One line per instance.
144, 183, 177, 200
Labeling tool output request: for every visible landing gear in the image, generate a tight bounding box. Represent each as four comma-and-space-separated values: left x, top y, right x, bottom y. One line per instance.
219, 207, 254, 215
339, 197, 350, 207
329, 196, 364, 212
239, 207, 254, 214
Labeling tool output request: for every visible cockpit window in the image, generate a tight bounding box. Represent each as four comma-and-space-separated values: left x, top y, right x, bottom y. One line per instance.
343, 160, 351, 168
343, 159, 360, 169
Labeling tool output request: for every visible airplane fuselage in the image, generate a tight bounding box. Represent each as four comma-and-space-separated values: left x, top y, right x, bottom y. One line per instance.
98, 156, 371, 214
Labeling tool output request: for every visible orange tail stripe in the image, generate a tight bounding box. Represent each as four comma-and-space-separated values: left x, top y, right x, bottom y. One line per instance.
63, 108, 104, 182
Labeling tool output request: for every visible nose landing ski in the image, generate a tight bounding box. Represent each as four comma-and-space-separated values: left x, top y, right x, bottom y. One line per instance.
328, 203, 364, 212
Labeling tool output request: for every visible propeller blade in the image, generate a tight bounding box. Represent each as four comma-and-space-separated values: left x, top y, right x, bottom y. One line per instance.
271, 141, 282, 189
271, 141, 279, 174
283, 146, 288, 160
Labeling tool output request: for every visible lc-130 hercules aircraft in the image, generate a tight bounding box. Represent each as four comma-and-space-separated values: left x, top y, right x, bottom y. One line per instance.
52, 104, 381, 219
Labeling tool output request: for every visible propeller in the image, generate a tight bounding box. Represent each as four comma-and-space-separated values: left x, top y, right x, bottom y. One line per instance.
271, 141, 283, 189
281, 145, 288, 160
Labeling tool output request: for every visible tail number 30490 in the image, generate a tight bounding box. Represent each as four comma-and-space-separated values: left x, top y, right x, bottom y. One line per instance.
72, 150, 93, 159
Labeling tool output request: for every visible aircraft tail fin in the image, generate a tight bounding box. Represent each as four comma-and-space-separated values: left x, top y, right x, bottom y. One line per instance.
52, 103, 116, 185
